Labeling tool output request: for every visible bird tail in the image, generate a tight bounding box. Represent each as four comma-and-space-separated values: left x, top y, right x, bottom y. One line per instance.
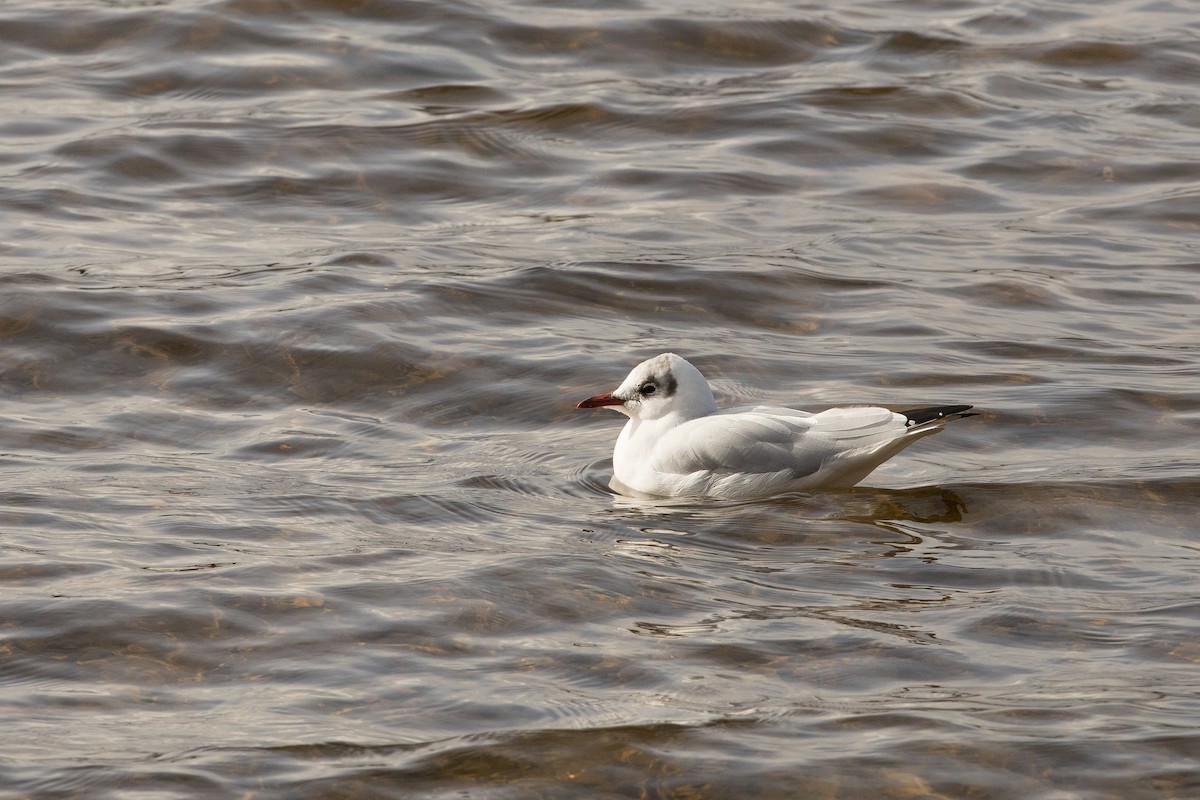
902, 405, 977, 429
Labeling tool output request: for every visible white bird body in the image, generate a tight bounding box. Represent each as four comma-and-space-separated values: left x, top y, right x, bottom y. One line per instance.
577, 353, 975, 500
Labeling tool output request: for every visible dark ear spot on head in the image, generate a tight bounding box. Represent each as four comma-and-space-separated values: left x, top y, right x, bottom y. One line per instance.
662, 372, 677, 397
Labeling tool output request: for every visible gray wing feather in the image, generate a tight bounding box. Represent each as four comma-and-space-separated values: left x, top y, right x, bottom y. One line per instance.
810, 407, 906, 442
651, 412, 825, 477
651, 406, 914, 480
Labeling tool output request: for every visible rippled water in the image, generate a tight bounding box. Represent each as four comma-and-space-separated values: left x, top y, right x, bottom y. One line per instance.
2, 0, 1198, 797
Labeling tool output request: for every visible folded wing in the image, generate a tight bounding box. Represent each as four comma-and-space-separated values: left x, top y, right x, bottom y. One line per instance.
649, 409, 824, 479
648, 405, 952, 488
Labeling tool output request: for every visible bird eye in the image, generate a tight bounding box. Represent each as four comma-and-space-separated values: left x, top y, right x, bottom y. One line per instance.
638, 383, 656, 397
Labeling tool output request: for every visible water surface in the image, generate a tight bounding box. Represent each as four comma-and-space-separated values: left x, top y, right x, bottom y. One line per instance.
1, 0, 1198, 797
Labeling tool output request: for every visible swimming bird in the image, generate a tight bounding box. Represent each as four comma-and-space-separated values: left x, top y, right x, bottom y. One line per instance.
577, 353, 976, 500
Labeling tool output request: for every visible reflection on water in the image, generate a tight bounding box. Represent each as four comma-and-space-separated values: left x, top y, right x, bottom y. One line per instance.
2, 0, 1199, 796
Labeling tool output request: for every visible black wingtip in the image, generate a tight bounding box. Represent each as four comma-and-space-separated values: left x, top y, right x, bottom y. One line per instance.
902, 404, 977, 428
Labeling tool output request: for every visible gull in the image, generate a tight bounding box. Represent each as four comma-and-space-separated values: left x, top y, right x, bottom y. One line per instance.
577, 353, 976, 500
